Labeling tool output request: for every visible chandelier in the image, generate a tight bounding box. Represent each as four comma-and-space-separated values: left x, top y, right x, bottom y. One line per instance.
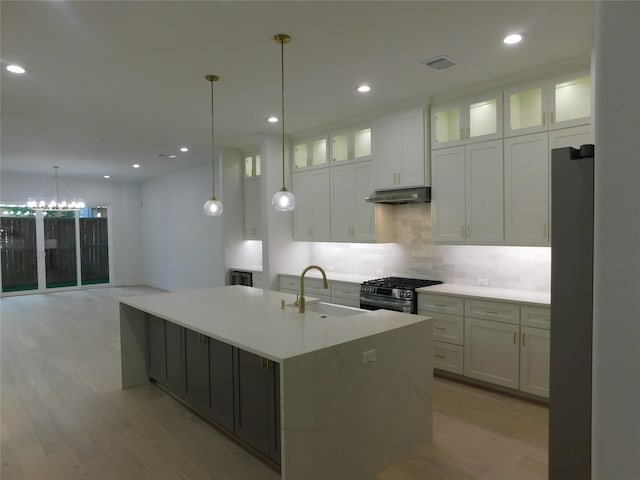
27, 166, 85, 211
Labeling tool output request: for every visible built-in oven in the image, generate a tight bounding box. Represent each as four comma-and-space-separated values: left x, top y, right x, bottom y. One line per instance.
360, 277, 443, 314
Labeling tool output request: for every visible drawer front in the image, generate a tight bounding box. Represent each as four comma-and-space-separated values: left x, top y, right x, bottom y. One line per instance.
304, 277, 331, 295
426, 312, 463, 346
433, 342, 463, 374
331, 281, 361, 301
418, 293, 464, 316
252, 272, 263, 288
465, 299, 520, 324
279, 275, 298, 292
521, 305, 550, 329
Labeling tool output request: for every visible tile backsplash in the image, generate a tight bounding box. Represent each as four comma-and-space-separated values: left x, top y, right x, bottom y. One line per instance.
310, 203, 551, 292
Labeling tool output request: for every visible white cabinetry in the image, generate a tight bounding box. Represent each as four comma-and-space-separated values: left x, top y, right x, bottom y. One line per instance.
519, 305, 550, 397
330, 127, 371, 164
418, 292, 550, 398
330, 281, 361, 308
293, 135, 328, 170
504, 72, 591, 137
418, 293, 464, 374
292, 169, 331, 241
431, 91, 502, 149
373, 106, 425, 189
331, 161, 393, 243
279, 274, 331, 303
464, 299, 520, 389
548, 124, 593, 150
243, 177, 261, 240
432, 139, 503, 243
504, 132, 550, 245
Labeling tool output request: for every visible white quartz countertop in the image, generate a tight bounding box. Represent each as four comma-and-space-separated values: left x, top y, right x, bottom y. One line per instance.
416, 283, 550, 306
120, 285, 430, 362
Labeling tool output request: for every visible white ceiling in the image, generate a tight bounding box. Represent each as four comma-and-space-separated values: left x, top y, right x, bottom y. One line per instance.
1, 1, 596, 182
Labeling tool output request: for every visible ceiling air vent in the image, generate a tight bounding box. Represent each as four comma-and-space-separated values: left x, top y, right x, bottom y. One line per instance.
421, 55, 458, 71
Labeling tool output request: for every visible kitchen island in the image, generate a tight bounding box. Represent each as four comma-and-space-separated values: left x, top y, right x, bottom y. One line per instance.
119, 285, 433, 479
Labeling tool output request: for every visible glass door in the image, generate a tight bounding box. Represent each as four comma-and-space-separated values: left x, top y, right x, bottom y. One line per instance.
44, 210, 78, 289
0, 203, 111, 294
0, 210, 39, 292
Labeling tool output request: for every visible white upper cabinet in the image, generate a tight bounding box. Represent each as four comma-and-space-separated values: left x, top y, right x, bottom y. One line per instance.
330, 126, 371, 164
330, 160, 392, 243
243, 152, 261, 240
432, 140, 504, 244
292, 169, 331, 242
504, 132, 550, 246
431, 91, 503, 149
373, 106, 426, 189
504, 72, 591, 137
293, 135, 329, 170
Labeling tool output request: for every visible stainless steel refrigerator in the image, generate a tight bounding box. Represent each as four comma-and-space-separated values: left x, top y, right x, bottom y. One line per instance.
549, 144, 595, 480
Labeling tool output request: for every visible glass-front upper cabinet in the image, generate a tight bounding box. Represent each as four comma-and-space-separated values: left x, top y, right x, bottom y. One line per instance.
431, 91, 502, 149
293, 135, 328, 170
330, 127, 371, 163
504, 72, 591, 137
244, 152, 261, 178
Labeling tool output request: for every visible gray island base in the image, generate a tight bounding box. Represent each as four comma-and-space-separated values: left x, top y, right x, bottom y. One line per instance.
119, 285, 433, 479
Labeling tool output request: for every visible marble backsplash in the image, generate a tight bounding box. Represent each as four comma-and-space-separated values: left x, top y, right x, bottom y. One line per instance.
309, 203, 551, 292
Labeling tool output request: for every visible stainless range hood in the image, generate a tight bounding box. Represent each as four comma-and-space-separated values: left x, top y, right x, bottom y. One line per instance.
365, 186, 431, 204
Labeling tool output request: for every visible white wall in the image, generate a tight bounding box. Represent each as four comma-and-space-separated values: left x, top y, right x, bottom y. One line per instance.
0, 171, 143, 286
141, 163, 225, 291
592, 2, 640, 478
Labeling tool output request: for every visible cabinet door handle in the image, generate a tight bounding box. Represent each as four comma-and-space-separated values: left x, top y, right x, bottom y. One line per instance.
513, 331, 517, 344
542, 112, 547, 126
550, 111, 555, 124
522, 333, 526, 346
434, 326, 447, 331
435, 354, 446, 359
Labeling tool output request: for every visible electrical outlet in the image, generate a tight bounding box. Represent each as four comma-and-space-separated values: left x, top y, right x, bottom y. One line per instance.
477, 278, 489, 286
362, 349, 376, 364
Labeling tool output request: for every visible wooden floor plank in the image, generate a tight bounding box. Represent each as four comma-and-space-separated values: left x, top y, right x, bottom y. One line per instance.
1, 286, 548, 479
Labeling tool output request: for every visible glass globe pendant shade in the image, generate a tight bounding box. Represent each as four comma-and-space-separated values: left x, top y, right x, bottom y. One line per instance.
272, 188, 295, 212
204, 197, 223, 216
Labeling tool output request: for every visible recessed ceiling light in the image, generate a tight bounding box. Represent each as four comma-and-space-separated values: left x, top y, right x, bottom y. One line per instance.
267, 116, 279, 123
503, 33, 524, 45
169, 154, 177, 159
6, 64, 26, 74
103, 175, 111, 179
356, 84, 371, 93
132, 164, 140, 168
179, 146, 189, 152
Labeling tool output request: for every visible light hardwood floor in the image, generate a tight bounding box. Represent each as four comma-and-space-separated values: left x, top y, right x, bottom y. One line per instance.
1, 287, 548, 479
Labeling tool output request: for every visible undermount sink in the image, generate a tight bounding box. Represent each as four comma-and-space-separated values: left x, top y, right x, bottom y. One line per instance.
287, 301, 366, 318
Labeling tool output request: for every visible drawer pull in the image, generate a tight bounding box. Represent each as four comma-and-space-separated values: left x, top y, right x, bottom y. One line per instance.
434, 326, 447, 331
485, 310, 499, 315
435, 303, 447, 307
435, 354, 447, 359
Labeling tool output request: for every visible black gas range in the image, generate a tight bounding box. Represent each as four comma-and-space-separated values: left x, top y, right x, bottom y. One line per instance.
360, 277, 443, 314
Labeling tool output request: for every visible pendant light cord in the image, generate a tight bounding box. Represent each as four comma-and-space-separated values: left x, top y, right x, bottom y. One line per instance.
280, 37, 286, 190
210, 77, 216, 198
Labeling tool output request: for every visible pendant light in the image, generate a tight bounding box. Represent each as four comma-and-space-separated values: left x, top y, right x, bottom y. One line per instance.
203, 74, 223, 216
271, 33, 295, 212
27, 166, 85, 211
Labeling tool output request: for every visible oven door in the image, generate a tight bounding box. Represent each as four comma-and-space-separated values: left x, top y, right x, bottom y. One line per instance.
359, 295, 413, 313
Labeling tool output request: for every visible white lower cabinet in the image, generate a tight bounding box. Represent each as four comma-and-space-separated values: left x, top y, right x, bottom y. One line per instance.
464, 317, 520, 389
519, 326, 550, 397
330, 281, 361, 308
418, 292, 550, 398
